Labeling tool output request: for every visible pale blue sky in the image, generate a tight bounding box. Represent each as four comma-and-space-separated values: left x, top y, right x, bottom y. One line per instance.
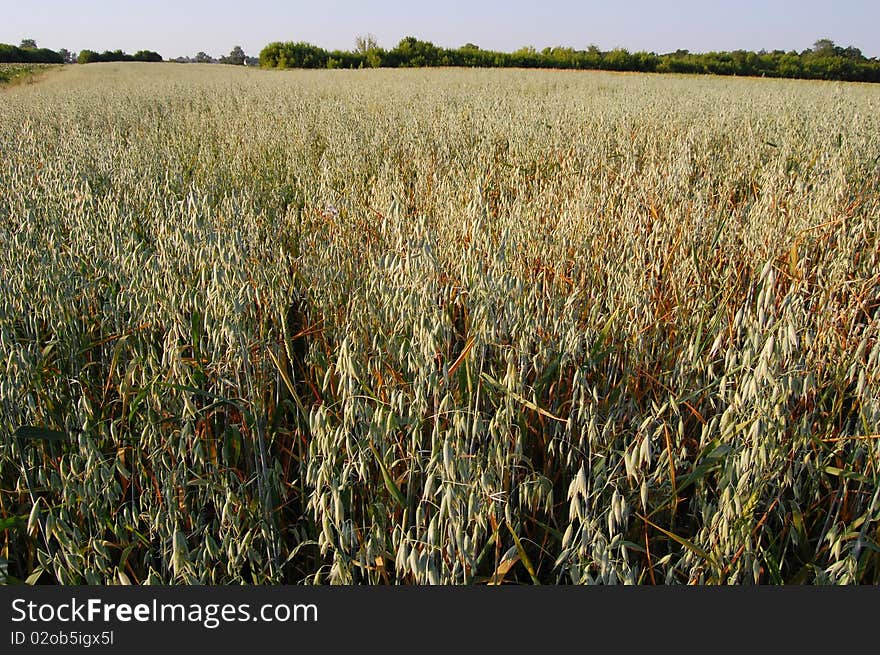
2, 0, 878, 59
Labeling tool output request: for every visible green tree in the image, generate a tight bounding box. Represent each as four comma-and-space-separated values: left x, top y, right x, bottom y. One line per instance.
133, 50, 162, 62
390, 36, 442, 67
603, 48, 633, 71
811, 38, 836, 55
259, 42, 282, 67
354, 34, 378, 54
19, 38, 37, 49
258, 42, 328, 68
354, 34, 382, 68
195, 51, 213, 63
224, 45, 246, 65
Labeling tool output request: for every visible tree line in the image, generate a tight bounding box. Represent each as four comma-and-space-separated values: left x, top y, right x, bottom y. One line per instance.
261, 36, 880, 83
77, 49, 162, 64
170, 46, 259, 66
3, 37, 878, 83
1, 39, 163, 64
1, 39, 268, 67
1, 40, 264, 66
0, 41, 65, 64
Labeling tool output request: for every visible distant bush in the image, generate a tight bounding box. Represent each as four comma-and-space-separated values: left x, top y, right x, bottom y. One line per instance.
259, 42, 335, 69
0, 43, 64, 64
133, 50, 163, 62
77, 49, 162, 64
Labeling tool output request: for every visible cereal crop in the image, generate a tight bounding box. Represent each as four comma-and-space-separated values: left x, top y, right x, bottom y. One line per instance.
1, 63, 879, 584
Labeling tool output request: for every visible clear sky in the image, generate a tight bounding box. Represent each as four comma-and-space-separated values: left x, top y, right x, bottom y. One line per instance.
2, 0, 878, 60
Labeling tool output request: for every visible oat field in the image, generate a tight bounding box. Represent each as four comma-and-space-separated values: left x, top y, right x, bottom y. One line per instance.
1, 63, 879, 584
